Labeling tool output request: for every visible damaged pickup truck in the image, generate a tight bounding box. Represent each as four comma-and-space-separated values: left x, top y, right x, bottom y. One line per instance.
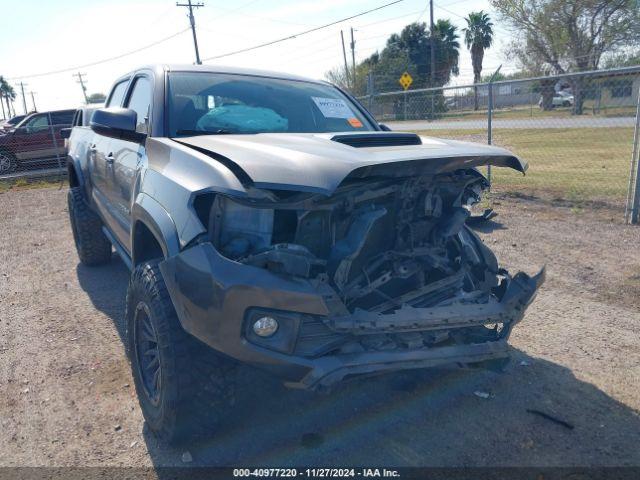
66, 65, 544, 443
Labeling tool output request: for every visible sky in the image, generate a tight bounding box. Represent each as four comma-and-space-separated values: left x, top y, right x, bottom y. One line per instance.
0, 0, 517, 113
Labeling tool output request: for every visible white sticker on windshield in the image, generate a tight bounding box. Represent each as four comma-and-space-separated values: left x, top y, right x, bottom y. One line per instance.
311, 97, 355, 119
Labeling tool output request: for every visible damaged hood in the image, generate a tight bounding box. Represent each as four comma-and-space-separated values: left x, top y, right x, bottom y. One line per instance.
173, 132, 526, 195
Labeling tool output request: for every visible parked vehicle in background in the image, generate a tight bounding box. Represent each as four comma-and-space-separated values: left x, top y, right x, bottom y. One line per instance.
72, 105, 101, 127
62, 106, 101, 149
66, 64, 544, 444
0, 113, 30, 133
0, 109, 74, 174
539, 90, 574, 108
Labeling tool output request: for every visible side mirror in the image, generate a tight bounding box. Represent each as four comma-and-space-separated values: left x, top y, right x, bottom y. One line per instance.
379, 123, 392, 131
90, 107, 145, 143
60, 128, 72, 139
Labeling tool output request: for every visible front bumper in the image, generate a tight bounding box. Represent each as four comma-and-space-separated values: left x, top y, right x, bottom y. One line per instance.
160, 242, 544, 390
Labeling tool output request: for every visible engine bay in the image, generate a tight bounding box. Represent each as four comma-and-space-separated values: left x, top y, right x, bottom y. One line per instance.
202, 169, 502, 315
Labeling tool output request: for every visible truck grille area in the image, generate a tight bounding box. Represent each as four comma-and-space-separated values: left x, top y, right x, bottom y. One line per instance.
293, 315, 503, 358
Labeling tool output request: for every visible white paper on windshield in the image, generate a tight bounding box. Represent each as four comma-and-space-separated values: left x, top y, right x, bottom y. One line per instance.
311, 97, 355, 119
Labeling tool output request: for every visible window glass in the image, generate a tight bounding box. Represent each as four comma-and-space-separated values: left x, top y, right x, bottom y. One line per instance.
106, 80, 129, 107
167, 72, 375, 136
24, 114, 50, 133
83, 109, 96, 126
51, 110, 75, 125
126, 77, 152, 134
8, 115, 25, 125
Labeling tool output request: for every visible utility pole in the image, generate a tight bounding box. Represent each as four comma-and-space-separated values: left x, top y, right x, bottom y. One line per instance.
177, 0, 204, 65
29, 91, 37, 111
350, 27, 356, 91
73, 72, 88, 103
340, 30, 350, 90
430, 0, 435, 86
17, 82, 28, 114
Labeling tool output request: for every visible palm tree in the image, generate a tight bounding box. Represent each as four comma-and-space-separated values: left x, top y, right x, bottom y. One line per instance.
463, 11, 494, 110
0, 76, 16, 118
434, 19, 460, 86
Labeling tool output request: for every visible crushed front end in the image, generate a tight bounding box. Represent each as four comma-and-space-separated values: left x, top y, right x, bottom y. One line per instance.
160, 168, 544, 390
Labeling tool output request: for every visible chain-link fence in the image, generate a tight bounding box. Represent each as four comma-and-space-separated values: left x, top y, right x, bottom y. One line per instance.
3, 68, 640, 221
360, 66, 640, 221
0, 112, 71, 181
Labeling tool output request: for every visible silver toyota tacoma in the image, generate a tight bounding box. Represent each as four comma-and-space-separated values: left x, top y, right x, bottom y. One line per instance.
65, 64, 544, 444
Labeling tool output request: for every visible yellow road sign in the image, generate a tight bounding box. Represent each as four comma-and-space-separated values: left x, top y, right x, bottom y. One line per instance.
399, 72, 413, 90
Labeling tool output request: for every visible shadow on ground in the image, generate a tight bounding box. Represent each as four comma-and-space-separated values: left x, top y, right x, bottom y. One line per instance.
77, 257, 640, 468
76, 253, 129, 343
467, 218, 507, 234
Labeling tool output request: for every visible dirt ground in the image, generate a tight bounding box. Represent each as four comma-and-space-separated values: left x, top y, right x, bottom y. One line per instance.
0, 186, 639, 468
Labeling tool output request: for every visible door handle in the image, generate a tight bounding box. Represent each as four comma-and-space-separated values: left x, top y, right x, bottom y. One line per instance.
106, 153, 114, 164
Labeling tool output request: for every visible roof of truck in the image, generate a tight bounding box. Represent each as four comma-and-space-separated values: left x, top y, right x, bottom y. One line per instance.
131, 64, 326, 85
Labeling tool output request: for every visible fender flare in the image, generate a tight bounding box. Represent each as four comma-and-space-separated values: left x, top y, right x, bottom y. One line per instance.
66, 156, 85, 188
131, 193, 180, 265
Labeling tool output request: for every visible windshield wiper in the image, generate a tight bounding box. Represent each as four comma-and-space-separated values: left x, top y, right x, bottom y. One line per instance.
175, 129, 235, 136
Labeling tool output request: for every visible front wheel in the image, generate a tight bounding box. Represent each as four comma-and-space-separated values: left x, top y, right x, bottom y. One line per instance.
126, 260, 236, 445
0, 150, 17, 174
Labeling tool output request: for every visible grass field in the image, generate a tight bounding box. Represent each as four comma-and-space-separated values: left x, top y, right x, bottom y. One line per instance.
416, 127, 636, 207
1, 127, 635, 210
435, 103, 637, 122
0, 177, 65, 194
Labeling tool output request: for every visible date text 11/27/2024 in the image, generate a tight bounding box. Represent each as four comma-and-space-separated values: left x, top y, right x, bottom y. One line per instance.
233, 468, 401, 478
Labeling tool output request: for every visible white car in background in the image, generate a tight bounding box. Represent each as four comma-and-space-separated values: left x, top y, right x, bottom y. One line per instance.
539, 90, 574, 108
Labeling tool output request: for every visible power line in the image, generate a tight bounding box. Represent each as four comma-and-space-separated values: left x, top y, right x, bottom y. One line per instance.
9, 28, 190, 80
201, 0, 405, 62
356, 7, 425, 28
204, 4, 315, 27
176, 0, 205, 65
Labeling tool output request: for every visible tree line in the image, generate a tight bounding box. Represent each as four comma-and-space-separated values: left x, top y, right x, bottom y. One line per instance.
328, 0, 640, 115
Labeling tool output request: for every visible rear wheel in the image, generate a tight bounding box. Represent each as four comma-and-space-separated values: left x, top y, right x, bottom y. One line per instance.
126, 260, 236, 445
67, 187, 112, 266
0, 150, 17, 174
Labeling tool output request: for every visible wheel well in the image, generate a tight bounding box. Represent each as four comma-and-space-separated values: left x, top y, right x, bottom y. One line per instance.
67, 162, 80, 188
133, 221, 165, 267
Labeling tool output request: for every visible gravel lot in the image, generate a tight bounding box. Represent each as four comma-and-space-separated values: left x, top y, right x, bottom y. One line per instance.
0, 186, 639, 468
388, 116, 637, 131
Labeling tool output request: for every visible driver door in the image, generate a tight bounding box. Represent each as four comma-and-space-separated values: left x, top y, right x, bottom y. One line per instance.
13, 113, 54, 162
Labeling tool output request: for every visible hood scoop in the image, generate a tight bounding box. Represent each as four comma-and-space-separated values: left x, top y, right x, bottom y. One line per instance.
331, 133, 422, 148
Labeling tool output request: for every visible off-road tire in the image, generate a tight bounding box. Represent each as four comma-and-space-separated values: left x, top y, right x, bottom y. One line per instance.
126, 260, 236, 445
67, 187, 112, 266
0, 149, 17, 174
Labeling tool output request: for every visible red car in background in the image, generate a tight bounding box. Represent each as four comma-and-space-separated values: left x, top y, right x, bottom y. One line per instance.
0, 113, 31, 132
0, 109, 75, 174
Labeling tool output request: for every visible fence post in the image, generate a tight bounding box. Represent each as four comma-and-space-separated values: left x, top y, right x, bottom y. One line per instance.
486, 66, 502, 189
487, 84, 494, 184
625, 88, 640, 224
403, 90, 408, 121
47, 112, 64, 185
367, 72, 374, 112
